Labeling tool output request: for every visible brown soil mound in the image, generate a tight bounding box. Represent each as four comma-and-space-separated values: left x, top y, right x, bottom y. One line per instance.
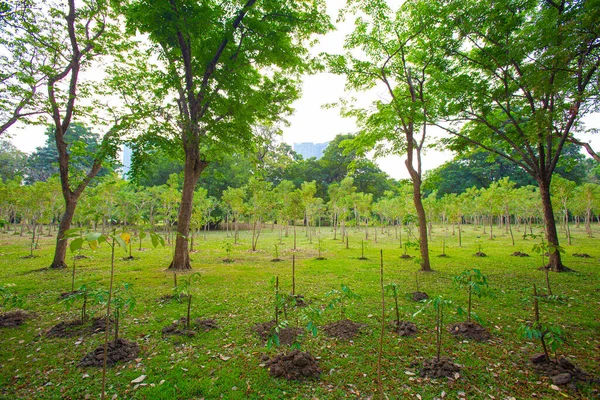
530, 354, 593, 385
162, 318, 219, 337
411, 291, 429, 302
474, 252, 487, 257
252, 320, 303, 346
448, 321, 491, 342
400, 254, 413, 259
572, 253, 592, 258
59, 290, 81, 299
392, 320, 418, 337
0, 310, 29, 328
79, 338, 139, 367
45, 319, 84, 338
420, 357, 461, 379
511, 251, 530, 257
265, 350, 321, 380
323, 319, 365, 340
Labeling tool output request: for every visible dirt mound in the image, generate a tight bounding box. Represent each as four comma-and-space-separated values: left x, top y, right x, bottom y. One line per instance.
420, 357, 461, 379
411, 291, 429, 302
157, 293, 187, 303
0, 310, 29, 328
162, 318, 219, 337
511, 251, 530, 257
265, 350, 321, 380
59, 290, 81, 299
448, 322, 491, 342
323, 319, 365, 340
252, 320, 302, 346
45, 320, 85, 338
391, 321, 418, 337
80, 338, 139, 367
400, 254, 413, 259
530, 354, 593, 385
572, 253, 592, 258
474, 252, 487, 257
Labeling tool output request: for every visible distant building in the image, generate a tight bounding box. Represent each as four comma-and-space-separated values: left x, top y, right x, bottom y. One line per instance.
293, 141, 329, 160
121, 144, 132, 177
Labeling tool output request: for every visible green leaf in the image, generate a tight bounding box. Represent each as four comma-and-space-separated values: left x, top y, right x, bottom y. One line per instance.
69, 237, 85, 253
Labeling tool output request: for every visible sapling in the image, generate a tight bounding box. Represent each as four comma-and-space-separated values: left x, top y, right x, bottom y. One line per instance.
63, 229, 103, 293
62, 284, 96, 324
358, 240, 367, 260
316, 237, 326, 260
401, 241, 418, 259
272, 243, 281, 262
223, 242, 234, 262
384, 283, 401, 327
414, 296, 454, 362
325, 284, 361, 320
453, 269, 492, 323
519, 284, 566, 363
530, 233, 565, 295
175, 273, 201, 330
96, 283, 136, 341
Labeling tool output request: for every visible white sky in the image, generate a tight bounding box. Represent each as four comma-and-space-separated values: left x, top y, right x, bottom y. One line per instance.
4, 0, 600, 180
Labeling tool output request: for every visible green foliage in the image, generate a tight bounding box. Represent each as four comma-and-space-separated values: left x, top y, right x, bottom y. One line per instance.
519, 322, 566, 361
0, 285, 23, 310
325, 284, 361, 320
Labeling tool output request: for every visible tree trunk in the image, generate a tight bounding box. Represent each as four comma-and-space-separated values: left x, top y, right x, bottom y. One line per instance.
50, 194, 78, 269
169, 153, 207, 270
537, 179, 566, 272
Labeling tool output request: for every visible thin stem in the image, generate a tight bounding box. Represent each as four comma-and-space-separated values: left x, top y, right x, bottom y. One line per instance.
377, 249, 385, 399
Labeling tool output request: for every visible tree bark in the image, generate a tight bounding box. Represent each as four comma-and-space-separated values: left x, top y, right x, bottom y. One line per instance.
168, 151, 207, 270
50, 193, 78, 268
537, 179, 566, 272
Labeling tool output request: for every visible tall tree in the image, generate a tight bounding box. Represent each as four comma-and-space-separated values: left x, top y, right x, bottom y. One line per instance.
120, 0, 331, 269
423, 0, 600, 271
328, 0, 439, 271
0, 139, 27, 181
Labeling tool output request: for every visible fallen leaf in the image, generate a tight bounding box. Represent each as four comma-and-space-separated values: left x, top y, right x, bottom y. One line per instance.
130, 375, 146, 384
219, 355, 231, 361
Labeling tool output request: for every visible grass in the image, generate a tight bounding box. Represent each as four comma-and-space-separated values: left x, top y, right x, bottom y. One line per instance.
0, 223, 599, 399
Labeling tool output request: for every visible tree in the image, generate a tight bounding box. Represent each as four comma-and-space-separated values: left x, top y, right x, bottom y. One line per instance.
120, 0, 331, 270
0, 139, 27, 181
328, 0, 439, 271
423, 0, 600, 271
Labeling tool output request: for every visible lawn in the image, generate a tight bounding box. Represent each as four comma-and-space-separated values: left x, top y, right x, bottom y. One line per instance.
0, 223, 599, 399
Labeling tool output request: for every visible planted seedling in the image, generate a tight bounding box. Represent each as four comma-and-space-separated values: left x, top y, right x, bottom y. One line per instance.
325, 284, 361, 321
401, 241, 418, 259
64, 229, 103, 294
62, 284, 97, 324
438, 238, 448, 258
358, 240, 367, 260
519, 284, 566, 363
410, 271, 429, 302
474, 240, 486, 257
177, 272, 201, 330
272, 243, 282, 262
315, 237, 326, 260
223, 242, 234, 263
95, 283, 136, 341
530, 233, 565, 296
385, 282, 418, 337
414, 296, 461, 378
450, 269, 493, 341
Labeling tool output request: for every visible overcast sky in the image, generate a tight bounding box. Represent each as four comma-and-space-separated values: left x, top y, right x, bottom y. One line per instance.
5, 0, 599, 180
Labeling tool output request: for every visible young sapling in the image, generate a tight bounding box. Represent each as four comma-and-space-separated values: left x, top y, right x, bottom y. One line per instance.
358, 240, 367, 260
272, 243, 282, 262
325, 284, 361, 320
453, 269, 492, 323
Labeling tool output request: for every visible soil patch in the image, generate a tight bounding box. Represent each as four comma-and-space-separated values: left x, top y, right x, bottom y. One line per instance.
474, 252, 487, 257
122, 256, 136, 261
400, 254, 413, 259
448, 321, 491, 342
74, 255, 88, 260
438, 254, 449, 258
529, 354, 594, 386
572, 253, 592, 258
511, 251, 530, 257
0, 310, 29, 328
323, 319, 365, 340
420, 357, 461, 379
252, 320, 303, 346
271, 258, 283, 262
222, 259, 235, 264
157, 293, 187, 303
162, 318, 218, 337
411, 291, 429, 302
316, 257, 327, 260
45, 319, 85, 338
79, 338, 139, 367
264, 350, 321, 380
391, 320, 418, 337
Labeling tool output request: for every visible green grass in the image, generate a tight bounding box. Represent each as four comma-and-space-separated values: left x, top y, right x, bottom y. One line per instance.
0, 223, 599, 399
